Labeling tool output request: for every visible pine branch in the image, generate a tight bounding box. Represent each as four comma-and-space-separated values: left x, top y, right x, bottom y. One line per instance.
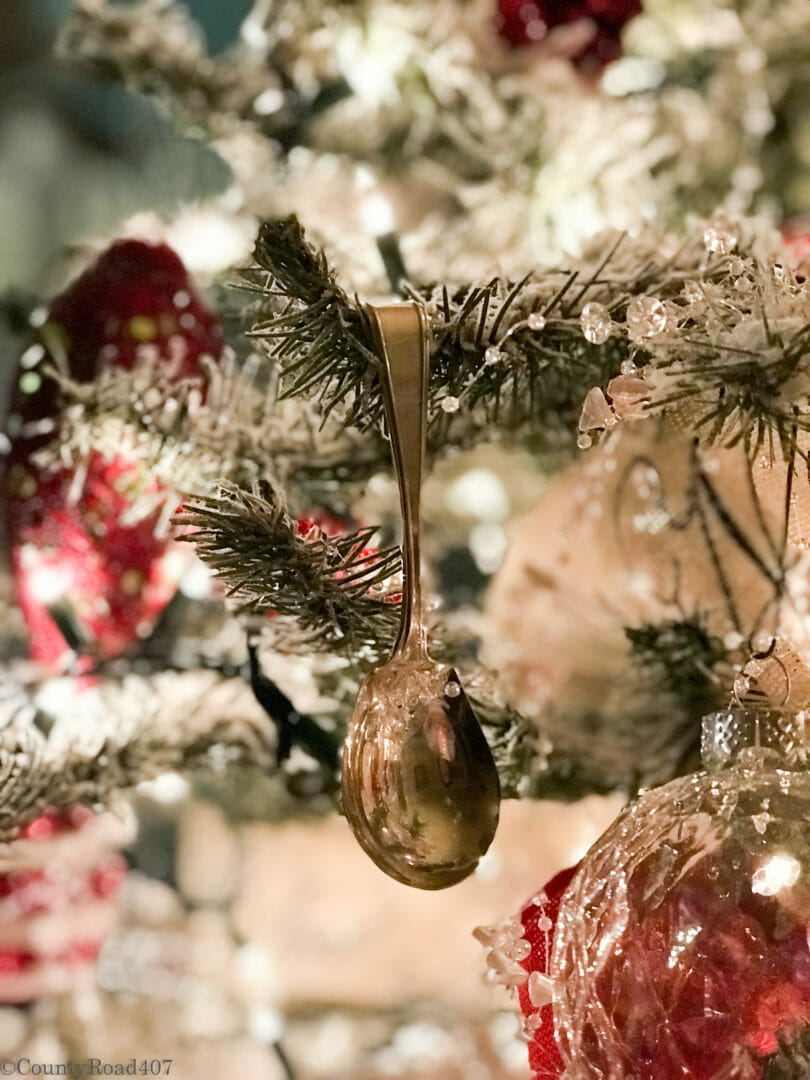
245, 217, 380, 416
47, 344, 377, 510
245, 215, 810, 466
57, 0, 349, 147
177, 481, 401, 656
0, 673, 278, 839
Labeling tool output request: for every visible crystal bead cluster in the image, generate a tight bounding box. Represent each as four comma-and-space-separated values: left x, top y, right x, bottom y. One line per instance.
474, 916, 531, 988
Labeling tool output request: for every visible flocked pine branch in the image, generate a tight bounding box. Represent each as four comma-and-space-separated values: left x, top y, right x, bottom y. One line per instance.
0, 672, 277, 839
57, 0, 351, 149
246, 215, 810, 466
46, 345, 379, 513
178, 480, 402, 656
57, 0, 810, 272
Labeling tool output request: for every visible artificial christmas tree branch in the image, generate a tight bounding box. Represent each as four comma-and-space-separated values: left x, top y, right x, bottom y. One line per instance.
48, 347, 378, 507
247, 216, 810, 465
178, 480, 402, 655
57, 0, 351, 148
0, 672, 277, 840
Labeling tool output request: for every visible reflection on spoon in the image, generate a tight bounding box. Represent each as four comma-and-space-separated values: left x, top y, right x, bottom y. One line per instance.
341, 302, 500, 890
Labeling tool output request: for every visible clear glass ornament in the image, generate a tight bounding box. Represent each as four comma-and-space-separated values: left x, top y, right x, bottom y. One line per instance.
341, 303, 500, 890
552, 706, 810, 1079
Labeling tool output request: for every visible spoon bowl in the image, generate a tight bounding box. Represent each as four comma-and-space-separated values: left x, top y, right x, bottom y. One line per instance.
342, 651, 501, 889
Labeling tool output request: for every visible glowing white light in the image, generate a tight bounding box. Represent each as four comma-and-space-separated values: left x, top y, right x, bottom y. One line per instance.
27, 561, 73, 606
253, 88, 285, 116
138, 772, 190, 804
603, 58, 665, 97
469, 523, 508, 574
20, 344, 46, 369
337, 24, 409, 106
179, 559, 213, 600
241, 16, 269, 49
361, 192, 396, 237
122, 207, 254, 278
34, 676, 84, 716
446, 469, 509, 522
751, 852, 801, 896
247, 1005, 283, 1045
166, 211, 253, 275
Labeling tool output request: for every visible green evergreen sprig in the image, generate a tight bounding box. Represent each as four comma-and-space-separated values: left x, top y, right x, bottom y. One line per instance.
244, 215, 810, 466
178, 480, 401, 655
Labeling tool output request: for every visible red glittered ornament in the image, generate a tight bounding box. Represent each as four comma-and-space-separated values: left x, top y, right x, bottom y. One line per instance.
518, 866, 578, 1079
3, 239, 224, 669
7, 239, 223, 459
0, 806, 132, 1004
494, 0, 642, 74
7, 452, 183, 668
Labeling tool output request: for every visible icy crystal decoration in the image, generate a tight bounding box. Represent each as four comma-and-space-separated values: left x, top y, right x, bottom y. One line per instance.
474, 917, 531, 988
625, 296, 670, 343
606, 372, 649, 419
551, 708, 810, 1080
704, 227, 738, 255
578, 387, 616, 442
580, 303, 612, 345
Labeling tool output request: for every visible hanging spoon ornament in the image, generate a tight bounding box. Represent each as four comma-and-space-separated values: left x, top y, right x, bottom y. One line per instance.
341, 302, 501, 889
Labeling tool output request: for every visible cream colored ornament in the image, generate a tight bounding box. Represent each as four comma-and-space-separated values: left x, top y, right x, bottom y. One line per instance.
486, 416, 810, 779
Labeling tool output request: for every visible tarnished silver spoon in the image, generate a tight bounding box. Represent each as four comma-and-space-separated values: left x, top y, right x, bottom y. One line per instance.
341, 302, 500, 890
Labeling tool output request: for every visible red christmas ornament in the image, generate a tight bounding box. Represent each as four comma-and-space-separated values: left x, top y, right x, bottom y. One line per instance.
0, 806, 132, 1004
494, 0, 642, 74
518, 866, 578, 1079
551, 708, 810, 1080
7, 452, 183, 668
4, 239, 224, 669
7, 239, 223, 458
